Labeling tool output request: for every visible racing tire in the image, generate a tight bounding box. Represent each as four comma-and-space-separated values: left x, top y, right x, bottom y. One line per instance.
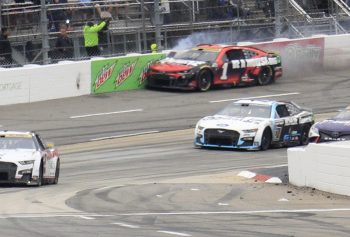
300, 125, 311, 146
257, 66, 274, 86
260, 128, 272, 151
197, 70, 212, 92
36, 162, 44, 187
53, 159, 60, 185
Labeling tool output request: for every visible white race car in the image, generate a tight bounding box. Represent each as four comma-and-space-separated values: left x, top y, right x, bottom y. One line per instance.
195, 100, 314, 150
0, 131, 60, 186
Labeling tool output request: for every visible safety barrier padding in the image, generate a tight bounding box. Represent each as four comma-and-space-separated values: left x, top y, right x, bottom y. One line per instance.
288, 141, 350, 196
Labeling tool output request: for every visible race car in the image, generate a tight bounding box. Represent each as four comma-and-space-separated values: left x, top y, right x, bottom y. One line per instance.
194, 100, 314, 150
309, 106, 350, 143
0, 131, 60, 186
146, 44, 282, 91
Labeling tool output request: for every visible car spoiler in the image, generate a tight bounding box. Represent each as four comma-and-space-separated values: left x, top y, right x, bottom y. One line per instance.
290, 101, 313, 113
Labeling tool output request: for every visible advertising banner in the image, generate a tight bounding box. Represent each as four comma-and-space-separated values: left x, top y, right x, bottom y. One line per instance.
91, 53, 165, 94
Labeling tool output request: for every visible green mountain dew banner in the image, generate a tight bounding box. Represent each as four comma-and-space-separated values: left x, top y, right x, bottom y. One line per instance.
91, 53, 165, 94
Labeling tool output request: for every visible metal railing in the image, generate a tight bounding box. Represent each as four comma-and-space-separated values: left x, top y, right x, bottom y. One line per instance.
0, 0, 349, 68
332, 0, 350, 16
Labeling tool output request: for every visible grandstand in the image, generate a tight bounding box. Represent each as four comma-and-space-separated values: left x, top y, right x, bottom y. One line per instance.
0, 0, 349, 67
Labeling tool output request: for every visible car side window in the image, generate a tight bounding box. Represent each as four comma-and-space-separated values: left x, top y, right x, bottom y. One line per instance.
243, 49, 257, 59
226, 49, 245, 61
276, 105, 290, 118
221, 54, 229, 62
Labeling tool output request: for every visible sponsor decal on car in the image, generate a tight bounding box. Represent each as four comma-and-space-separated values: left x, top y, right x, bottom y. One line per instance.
216, 124, 229, 127
0, 133, 32, 138
161, 58, 206, 67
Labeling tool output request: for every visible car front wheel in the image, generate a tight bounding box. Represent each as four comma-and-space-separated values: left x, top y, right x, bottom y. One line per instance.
197, 70, 212, 92
36, 162, 44, 187
260, 128, 272, 151
300, 125, 310, 146
53, 159, 60, 185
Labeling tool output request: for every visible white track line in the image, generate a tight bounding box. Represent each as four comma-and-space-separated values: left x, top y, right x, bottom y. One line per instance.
118, 208, 350, 216
111, 222, 140, 229
70, 109, 143, 119
0, 214, 113, 219
90, 130, 159, 141
77, 215, 95, 220
157, 230, 192, 236
209, 92, 300, 103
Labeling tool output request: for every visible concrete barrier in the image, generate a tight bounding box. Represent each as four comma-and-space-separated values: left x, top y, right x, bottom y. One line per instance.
324, 34, 350, 70
0, 60, 91, 105
288, 141, 350, 196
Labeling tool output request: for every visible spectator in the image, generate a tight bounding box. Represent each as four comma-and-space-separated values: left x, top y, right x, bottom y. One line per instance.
25, 40, 35, 63
0, 28, 13, 67
48, 0, 69, 32
263, 0, 274, 18
83, 18, 109, 57
105, 0, 130, 20
150, 43, 158, 53
55, 24, 74, 60
79, 0, 94, 21
95, 3, 112, 52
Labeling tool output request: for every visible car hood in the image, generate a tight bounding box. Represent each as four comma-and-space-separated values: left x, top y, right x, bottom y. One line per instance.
198, 115, 267, 130
315, 120, 350, 132
150, 57, 206, 72
0, 149, 38, 162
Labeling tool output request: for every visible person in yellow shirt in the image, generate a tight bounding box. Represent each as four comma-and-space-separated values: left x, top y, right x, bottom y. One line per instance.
150, 43, 158, 53
83, 18, 110, 57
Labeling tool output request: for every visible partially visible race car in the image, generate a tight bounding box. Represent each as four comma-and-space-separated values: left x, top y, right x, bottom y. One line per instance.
146, 44, 282, 91
194, 100, 314, 150
309, 106, 350, 143
0, 131, 60, 186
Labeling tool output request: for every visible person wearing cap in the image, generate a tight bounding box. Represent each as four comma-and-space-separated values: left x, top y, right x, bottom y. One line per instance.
83, 18, 110, 57
150, 43, 158, 53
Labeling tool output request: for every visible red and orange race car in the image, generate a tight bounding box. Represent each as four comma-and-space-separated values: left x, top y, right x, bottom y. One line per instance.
146, 44, 282, 91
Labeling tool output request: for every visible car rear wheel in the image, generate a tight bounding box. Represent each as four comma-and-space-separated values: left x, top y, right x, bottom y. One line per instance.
53, 159, 60, 185
260, 128, 272, 151
300, 125, 310, 146
197, 70, 212, 92
258, 66, 274, 85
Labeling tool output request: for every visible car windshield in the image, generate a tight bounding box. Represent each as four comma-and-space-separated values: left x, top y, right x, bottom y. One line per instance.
173, 50, 218, 62
217, 103, 271, 118
0, 136, 36, 150
333, 110, 350, 121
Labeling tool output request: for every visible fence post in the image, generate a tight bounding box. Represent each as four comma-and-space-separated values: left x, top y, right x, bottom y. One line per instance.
275, 0, 286, 38
154, 0, 162, 51
40, 0, 50, 64
141, 0, 147, 53
0, 2, 2, 30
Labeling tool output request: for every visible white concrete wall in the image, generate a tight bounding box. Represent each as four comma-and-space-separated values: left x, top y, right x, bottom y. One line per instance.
324, 34, 350, 70
0, 60, 91, 105
288, 141, 350, 196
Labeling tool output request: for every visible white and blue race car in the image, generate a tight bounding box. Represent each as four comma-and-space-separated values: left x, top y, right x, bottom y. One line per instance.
194, 100, 314, 150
